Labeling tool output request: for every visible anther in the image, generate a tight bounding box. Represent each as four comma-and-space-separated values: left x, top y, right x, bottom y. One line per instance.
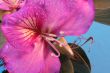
59, 43, 63, 47
80, 36, 94, 52
60, 31, 64, 35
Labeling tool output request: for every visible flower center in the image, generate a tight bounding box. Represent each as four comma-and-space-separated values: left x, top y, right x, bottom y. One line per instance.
40, 33, 67, 57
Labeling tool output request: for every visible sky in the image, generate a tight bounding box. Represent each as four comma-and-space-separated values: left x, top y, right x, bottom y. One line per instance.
0, 22, 110, 73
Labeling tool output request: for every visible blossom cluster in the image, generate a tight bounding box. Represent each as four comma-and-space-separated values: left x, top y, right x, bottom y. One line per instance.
0, 0, 94, 73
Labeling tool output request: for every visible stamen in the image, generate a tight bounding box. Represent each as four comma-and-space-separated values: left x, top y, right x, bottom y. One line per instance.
42, 33, 73, 57
81, 37, 94, 46
60, 31, 64, 35
44, 36, 67, 47
41, 34, 67, 47
43, 33, 57, 38
45, 39, 60, 57
80, 36, 94, 52
72, 36, 94, 51
52, 38, 67, 47
73, 36, 82, 45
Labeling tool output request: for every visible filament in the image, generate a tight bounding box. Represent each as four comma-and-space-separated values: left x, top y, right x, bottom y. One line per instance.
41, 33, 68, 57
45, 39, 60, 57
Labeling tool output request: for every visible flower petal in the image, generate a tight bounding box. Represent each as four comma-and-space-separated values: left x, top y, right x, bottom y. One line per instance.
0, 0, 10, 10
0, 0, 26, 11
27, 0, 95, 36
47, 0, 95, 36
1, 0, 95, 50
0, 38, 60, 73
1, 5, 46, 50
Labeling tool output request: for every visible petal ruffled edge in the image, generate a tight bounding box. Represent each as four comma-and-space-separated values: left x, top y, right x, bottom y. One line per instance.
0, 39, 61, 73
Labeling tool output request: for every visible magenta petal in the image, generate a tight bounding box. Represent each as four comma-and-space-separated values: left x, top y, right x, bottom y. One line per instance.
0, 1, 10, 10
26, 0, 95, 36
0, 0, 26, 11
0, 38, 60, 73
47, 0, 95, 36
1, 5, 46, 51
2, 0, 95, 49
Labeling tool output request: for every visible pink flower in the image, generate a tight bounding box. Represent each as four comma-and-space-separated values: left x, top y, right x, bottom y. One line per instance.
0, 0, 95, 73
0, 0, 26, 11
